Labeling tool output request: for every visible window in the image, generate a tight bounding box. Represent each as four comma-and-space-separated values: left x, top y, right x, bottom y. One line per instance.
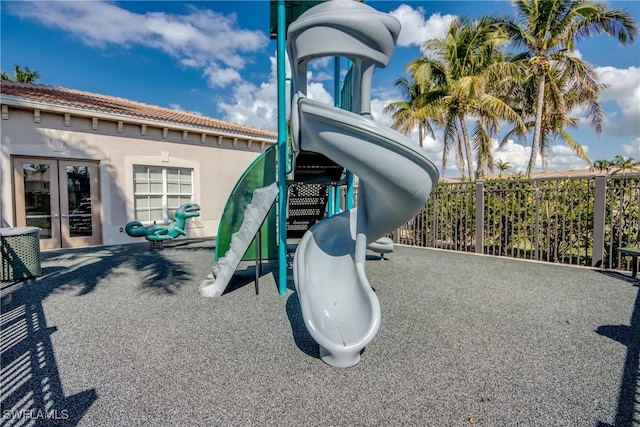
133, 166, 193, 223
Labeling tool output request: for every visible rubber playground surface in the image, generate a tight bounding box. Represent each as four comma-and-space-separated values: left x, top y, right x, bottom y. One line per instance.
1, 239, 638, 426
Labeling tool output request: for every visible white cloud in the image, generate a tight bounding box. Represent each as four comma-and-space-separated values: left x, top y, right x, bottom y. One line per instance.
370, 98, 394, 128
545, 144, 591, 170
309, 57, 332, 70
218, 54, 333, 131
494, 139, 531, 173
204, 65, 242, 88
8, 1, 268, 88
597, 66, 640, 117
567, 49, 583, 59
389, 5, 455, 51
218, 80, 277, 129
311, 71, 334, 82
622, 136, 640, 159
307, 82, 334, 105
596, 66, 640, 137
493, 139, 591, 173
9, 1, 144, 46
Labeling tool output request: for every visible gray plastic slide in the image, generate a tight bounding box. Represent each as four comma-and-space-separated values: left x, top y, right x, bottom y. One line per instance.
288, 0, 439, 367
200, 183, 278, 298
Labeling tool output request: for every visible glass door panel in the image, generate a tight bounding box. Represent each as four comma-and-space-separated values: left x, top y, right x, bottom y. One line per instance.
59, 160, 101, 247
65, 165, 93, 237
13, 159, 60, 250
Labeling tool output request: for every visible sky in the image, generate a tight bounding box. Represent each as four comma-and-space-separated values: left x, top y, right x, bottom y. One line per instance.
1, 0, 639, 177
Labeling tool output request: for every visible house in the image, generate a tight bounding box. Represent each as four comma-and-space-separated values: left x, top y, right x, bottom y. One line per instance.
0, 81, 276, 250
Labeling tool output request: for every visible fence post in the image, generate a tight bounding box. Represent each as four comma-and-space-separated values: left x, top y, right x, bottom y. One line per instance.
534, 181, 541, 260
592, 175, 606, 267
475, 180, 484, 254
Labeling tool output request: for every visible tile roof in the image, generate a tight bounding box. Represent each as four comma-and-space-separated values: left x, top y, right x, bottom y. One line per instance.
0, 81, 277, 140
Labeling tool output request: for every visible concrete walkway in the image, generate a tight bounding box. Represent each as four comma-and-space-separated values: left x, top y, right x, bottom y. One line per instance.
1, 239, 638, 426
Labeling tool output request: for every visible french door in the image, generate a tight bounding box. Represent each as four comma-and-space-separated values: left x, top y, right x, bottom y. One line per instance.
13, 157, 102, 249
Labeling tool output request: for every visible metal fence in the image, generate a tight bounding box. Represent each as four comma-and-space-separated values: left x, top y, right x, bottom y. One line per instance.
365, 174, 640, 271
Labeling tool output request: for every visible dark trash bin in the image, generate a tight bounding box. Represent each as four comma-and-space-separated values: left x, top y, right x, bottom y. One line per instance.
0, 227, 42, 282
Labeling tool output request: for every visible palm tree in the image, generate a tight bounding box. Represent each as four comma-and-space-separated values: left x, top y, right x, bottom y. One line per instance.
612, 155, 636, 175
405, 55, 466, 177
494, 159, 512, 178
497, 0, 638, 177
592, 159, 612, 174
500, 61, 602, 169
383, 77, 439, 148
408, 17, 525, 179
1, 64, 40, 83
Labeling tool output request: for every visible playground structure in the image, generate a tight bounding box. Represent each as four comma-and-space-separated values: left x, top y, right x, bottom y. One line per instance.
200, 0, 438, 367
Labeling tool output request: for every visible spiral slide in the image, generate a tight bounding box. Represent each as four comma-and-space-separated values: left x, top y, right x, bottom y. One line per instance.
289, 1, 439, 367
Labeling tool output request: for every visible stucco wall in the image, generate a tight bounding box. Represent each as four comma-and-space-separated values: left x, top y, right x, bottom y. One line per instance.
1, 106, 273, 247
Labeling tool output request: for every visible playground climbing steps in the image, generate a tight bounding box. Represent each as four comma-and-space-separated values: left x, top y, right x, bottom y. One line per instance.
287, 151, 344, 239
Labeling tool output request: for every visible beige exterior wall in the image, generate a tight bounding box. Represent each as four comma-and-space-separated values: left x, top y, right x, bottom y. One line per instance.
0, 104, 274, 247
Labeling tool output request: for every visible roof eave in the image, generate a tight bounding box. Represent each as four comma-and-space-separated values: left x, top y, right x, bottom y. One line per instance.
0, 94, 277, 143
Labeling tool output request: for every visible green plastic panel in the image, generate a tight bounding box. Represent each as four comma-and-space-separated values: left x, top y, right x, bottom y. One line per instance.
215, 145, 278, 261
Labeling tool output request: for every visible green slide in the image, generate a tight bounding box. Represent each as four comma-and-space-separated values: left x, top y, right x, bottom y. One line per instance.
214, 145, 278, 261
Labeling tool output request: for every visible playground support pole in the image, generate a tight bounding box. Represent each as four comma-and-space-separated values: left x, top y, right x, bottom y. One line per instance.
343, 57, 356, 210
330, 187, 338, 216
334, 56, 341, 108
329, 56, 340, 216
277, 0, 287, 296
346, 173, 355, 209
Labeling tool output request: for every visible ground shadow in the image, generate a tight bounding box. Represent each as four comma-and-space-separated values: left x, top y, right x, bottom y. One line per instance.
595, 268, 639, 285
1, 240, 210, 425
220, 259, 278, 296
285, 292, 321, 359
275, 252, 317, 358
37, 241, 207, 296
159, 238, 209, 249
595, 272, 639, 427
217, 256, 319, 358
1, 282, 97, 425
